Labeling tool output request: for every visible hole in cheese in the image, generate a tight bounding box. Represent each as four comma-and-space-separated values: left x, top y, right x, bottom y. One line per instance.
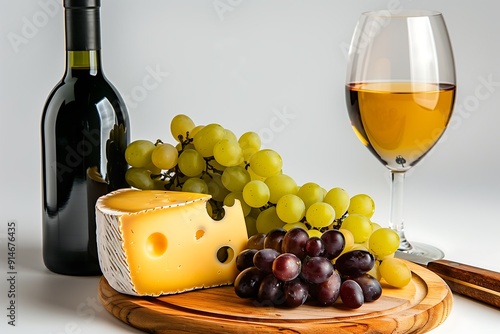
216, 246, 234, 264
206, 200, 226, 221
146, 232, 168, 257
196, 229, 205, 240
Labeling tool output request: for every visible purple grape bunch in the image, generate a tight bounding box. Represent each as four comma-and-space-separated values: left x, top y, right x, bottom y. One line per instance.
234, 228, 383, 309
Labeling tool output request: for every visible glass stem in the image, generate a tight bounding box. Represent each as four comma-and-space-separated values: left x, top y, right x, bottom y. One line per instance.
389, 171, 413, 251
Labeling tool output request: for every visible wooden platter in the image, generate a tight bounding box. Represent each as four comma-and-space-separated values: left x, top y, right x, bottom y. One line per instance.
98, 260, 452, 333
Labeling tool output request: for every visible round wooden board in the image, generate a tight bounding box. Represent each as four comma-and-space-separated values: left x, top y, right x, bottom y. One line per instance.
98, 260, 452, 334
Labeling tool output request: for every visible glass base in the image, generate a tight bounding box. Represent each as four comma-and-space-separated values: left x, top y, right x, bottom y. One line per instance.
397, 241, 445, 261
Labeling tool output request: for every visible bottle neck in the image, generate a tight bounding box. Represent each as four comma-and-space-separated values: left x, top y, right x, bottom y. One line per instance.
64, 1, 102, 76
66, 50, 101, 76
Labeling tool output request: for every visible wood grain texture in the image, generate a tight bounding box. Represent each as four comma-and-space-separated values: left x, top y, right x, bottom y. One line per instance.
427, 259, 500, 308
98, 260, 452, 334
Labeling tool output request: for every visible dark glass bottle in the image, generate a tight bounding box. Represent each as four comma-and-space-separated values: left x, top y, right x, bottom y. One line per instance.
41, 0, 129, 275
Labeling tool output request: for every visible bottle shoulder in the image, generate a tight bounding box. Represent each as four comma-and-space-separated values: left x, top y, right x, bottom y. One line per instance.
43, 73, 128, 116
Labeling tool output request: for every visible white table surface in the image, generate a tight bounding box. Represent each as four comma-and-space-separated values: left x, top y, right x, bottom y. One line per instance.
1, 188, 500, 334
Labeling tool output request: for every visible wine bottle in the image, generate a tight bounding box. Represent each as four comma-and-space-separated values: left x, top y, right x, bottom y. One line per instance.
41, 0, 130, 275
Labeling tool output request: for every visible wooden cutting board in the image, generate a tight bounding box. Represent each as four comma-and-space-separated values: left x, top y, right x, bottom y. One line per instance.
98, 260, 452, 333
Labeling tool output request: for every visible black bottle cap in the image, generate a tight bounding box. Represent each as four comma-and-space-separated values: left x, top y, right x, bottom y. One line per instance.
64, 0, 101, 8
64, 0, 101, 51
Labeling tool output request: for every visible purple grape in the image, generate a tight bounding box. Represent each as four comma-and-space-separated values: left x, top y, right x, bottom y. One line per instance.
351, 274, 382, 302
272, 253, 301, 282
340, 280, 364, 309
236, 249, 258, 271
281, 228, 309, 259
247, 233, 266, 250
309, 270, 341, 306
234, 267, 266, 298
300, 256, 334, 284
283, 278, 309, 308
335, 250, 374, 277
305, 237, 325, 257
320, 229, 345, 260
257, 274, 285, 306
253, 248, 280, 274
264, 228, 287, 252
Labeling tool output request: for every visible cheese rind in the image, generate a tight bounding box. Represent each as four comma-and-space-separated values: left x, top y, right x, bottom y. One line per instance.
96, 188, 248, 297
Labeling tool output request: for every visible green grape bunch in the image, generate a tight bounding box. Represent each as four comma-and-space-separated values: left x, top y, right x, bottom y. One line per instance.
124, 114, 281, 221
123, 113, 367, 239
123, 113, 412, 289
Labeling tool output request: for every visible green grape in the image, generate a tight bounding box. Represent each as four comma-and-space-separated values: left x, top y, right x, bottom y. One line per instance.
377, 252, 395, 261
307, 229, 323, 238
348, 194, 375, 218
221, 166, 250, 192
208, 159, 226, 174
242, 180, 270, 208
205, 200, 214, 218
305, 202, 335, 228
239, 131, 261, 150
283, 222, 308, 231
247, 166, 266, 181
125, 167, 155, 190
351, 243, 369, 252
367, 260, 381, 281
249, 149, 283, 178
213, 139, 244, 167
276, 194, 306, 223
151, 143, 178, 170
265, 174, 297, 204
193, 123, 226, 157
170, 114, 195, 142
255, 206, 286, 234
223, 192, 251, 216
177, 149, 205, 177
238, 131, 261, 161
379, 258, 412, 288
323, 187, 350, 219
182, 177, 208, 194
206, 173, 230, 202
190, 125, 204, 138
297, 182, 324, 209
223, 128, 238, 141
369, 228, 400, 257
153, 178, 169, 190
248, 207, 261, 219
338, 228, 355, 251
341, 214, 372, 243
245, 215, 258, 237
370, 221, 382, 232
125, 140, 155, 168
145, 161, 161, 175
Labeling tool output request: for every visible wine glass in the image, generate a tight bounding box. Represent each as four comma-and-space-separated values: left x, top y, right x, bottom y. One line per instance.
345, 10, 456, 259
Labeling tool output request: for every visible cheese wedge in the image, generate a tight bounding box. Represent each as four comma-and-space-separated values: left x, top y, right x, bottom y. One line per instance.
95, 188, 248, 296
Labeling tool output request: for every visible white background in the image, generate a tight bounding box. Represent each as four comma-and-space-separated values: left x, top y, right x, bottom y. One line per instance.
1, 0, 500, 333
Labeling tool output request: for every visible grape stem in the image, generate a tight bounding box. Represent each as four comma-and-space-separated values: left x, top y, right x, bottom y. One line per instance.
204, 157, 224, 175
178, 132, 194, 150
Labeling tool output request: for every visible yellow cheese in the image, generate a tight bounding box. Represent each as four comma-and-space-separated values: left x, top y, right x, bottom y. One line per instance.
95, 188, 248, 297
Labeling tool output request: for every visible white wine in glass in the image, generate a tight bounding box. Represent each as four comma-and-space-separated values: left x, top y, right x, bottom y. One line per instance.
345, 10, 456, 259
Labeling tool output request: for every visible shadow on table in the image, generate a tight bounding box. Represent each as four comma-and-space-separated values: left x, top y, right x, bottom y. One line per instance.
16, 246, 142, 333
